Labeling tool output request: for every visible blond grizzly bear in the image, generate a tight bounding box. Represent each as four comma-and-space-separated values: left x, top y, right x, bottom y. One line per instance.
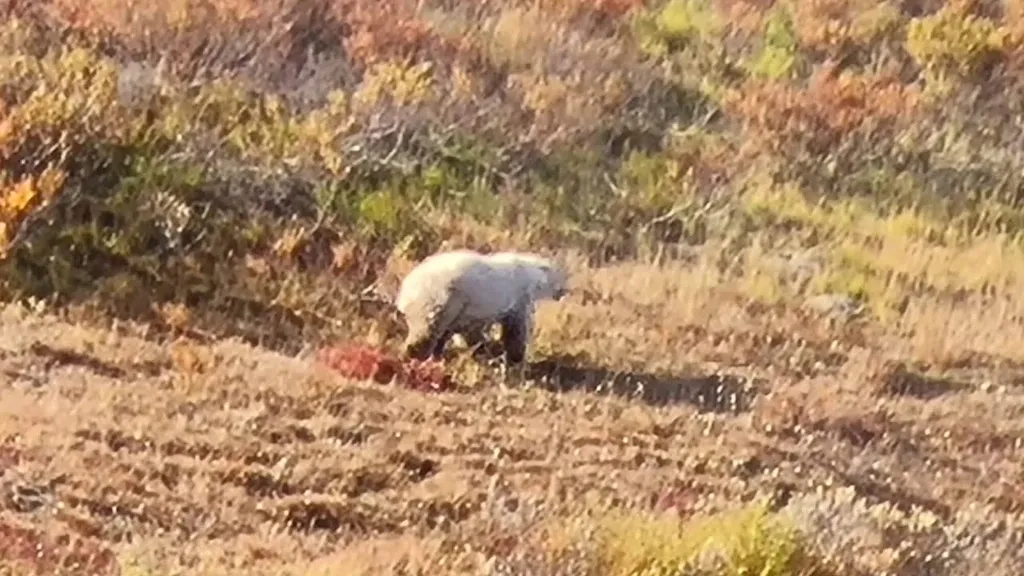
395, 249, 569, 363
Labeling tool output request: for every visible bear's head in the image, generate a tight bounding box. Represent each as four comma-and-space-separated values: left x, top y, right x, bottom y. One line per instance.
523, 256, 569, 302
485, 250, 570, 302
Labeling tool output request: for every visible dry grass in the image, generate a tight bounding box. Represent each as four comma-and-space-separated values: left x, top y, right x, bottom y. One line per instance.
3, 245, 1024, 575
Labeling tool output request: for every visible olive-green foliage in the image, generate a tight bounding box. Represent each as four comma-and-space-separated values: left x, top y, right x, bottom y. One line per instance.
595, 502, 828, 576
0, 39, 283, 305
906, 4, 1006, 83
0, 26, 331, 344
633, 0, 725, 56
745, 5, 801, 81
632, 0, 742, 103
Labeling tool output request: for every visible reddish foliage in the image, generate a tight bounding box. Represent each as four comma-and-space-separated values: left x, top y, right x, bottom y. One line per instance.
522, 0, 645, 20
650, 482, 701, 518
334, 0, 469, 69
786, 0, 903, 55
559, 0, 646, 20
727, 66, 921, 155
316, 342, 454, 392
0, 521, 119, 575
0, 445, 21, 468
335, 0, 643, 71
42, 0, 350, 82
713, 0, 770, 36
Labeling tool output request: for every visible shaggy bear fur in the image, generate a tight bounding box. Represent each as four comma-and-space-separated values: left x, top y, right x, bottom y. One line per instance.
395, 249, 569, 363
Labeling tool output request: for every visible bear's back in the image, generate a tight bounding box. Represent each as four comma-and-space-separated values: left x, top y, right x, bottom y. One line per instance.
484, 251, 566, 301
396, 250, 487, 313
396, 249, 525, 321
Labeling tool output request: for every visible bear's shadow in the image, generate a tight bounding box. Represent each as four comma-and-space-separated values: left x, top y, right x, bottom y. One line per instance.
469, 345, 762, 413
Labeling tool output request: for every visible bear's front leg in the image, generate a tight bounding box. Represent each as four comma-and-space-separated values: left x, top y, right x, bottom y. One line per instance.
403, 309, 449, 361
499, 301, 534, 365
413, 297, 469, 361
431, 329, 455, 358
403, 325, 438, 361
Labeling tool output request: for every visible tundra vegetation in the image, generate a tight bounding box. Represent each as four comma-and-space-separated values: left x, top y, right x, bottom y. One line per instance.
2, 0, 1024, 574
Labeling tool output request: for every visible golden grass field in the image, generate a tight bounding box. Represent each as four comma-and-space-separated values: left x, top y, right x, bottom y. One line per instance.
4, 251, 1024, 574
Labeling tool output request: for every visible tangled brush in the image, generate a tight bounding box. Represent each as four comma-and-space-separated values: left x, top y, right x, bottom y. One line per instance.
315, 342, 453, 392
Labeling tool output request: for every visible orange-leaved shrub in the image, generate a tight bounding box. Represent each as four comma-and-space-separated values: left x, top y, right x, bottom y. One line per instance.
726, 63, 921, 157
0, 167, 66, 259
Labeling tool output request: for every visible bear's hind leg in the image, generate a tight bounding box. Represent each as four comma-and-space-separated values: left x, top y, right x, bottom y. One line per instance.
460, 325, 487, 349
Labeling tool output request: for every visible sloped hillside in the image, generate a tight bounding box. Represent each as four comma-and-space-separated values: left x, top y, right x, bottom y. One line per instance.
3, 0, 1024, 574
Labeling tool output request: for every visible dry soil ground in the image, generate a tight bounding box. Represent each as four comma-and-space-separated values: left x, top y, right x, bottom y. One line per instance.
2, 258, 1024, 575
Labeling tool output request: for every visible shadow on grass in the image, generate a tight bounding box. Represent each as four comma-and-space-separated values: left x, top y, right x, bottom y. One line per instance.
486, 350, 764, 412
875, 361, 971, 400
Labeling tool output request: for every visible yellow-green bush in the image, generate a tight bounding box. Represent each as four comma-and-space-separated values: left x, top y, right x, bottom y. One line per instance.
594, 502, 830, 576
906, 4, 1007, 83
633, 0, 725, 56
745, 5, 801, 81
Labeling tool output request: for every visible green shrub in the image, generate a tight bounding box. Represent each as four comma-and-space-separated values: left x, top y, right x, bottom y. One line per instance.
595, 502, 830, 576
906, 5, 1007, 85
745, 5, 801, 81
